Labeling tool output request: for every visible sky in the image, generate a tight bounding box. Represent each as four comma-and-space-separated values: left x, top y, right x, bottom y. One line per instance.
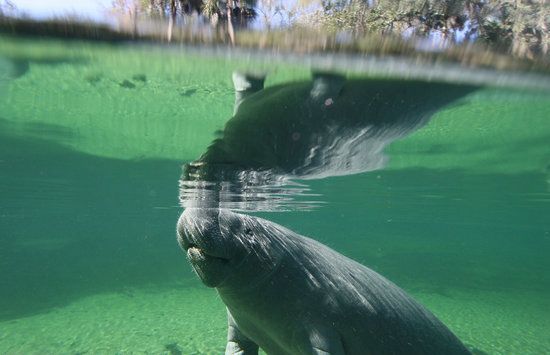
7, 0, 114, 21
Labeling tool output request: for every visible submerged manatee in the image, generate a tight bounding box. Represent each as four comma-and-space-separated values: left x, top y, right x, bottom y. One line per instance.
177, 208, 471, 355
184, 73, 477, 181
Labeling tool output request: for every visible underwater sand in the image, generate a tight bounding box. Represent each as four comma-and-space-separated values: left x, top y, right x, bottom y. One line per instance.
1, 284, 548, 354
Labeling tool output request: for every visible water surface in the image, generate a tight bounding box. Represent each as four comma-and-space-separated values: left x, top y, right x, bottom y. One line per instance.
0, 36, 549, 354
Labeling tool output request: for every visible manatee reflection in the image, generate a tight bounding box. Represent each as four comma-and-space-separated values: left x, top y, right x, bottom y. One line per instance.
180, 72, 476, 211
179, 177, 325, 211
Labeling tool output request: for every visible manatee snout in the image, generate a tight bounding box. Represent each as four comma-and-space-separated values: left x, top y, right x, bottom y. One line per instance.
177, 208, 237, 287
178, 208, 280, 288
177, 208, 219, 250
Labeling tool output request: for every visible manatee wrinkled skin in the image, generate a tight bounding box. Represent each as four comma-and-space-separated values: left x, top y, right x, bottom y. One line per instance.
177, 208, 471, 355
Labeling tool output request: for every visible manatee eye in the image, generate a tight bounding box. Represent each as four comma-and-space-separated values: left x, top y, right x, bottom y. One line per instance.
244, 228, 253, 236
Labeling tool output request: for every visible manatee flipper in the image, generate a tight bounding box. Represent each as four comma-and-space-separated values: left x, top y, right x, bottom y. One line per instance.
232, 71, 266, 115
295, 327, 345, 355
309, 72, 346, 104
226, 310, 259, 355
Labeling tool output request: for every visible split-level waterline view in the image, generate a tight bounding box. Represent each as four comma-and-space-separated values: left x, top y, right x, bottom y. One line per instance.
0, 1, 549, 354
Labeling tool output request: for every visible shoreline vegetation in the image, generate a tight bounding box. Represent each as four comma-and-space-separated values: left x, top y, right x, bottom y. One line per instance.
0, 0, 548, 74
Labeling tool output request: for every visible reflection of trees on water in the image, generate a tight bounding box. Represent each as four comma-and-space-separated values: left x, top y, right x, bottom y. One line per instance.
0, 1, 16, 17
3, 0, 545, 59
315, 0, 548, 60
112, 0, 257, 42
113, 0, 257, 23
109, 0, 548, 60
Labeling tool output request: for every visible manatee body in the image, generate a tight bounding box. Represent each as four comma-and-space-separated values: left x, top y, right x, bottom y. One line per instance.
184, 74, 477, 181
177, 208, 471, 355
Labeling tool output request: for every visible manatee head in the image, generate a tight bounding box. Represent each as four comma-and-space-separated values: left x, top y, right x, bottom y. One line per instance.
177, 208, 284, 288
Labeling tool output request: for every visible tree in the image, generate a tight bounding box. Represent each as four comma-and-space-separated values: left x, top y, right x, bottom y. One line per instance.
477, 0, 548, 59
112, 0, 257, 42
109, 0, 548, 59
0, 0, 16, 18
310, 0, 548, 59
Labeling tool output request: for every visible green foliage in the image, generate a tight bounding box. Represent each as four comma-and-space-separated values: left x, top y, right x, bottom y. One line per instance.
201, 0, 219, 18
316, 0, 469, 36
125, 0, 257, 22
107, 0, 548, 60
314, 0, 548, 60
476, 0, 549, 59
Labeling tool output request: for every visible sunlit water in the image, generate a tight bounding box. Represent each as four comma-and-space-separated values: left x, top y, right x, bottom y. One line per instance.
0, 36, 549, 354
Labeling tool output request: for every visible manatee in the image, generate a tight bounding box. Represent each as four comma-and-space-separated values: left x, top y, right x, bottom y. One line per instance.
183, 73, 477, 182
177, 208, 471, 355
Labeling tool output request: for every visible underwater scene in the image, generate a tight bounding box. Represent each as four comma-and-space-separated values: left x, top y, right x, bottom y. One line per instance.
0, 35, 549, 354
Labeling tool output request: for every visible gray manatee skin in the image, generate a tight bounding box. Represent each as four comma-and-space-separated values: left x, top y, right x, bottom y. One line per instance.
177, 208, 471, 355
183, 76, 477, 181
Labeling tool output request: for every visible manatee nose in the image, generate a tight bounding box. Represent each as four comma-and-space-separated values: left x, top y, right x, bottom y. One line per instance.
176, 213, 191, 250
176, 208, 221, 249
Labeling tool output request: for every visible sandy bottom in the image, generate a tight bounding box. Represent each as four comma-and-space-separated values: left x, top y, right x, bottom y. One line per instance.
0, 284, 226, 354
1, 284, 548, 354
416, 289, 550, 354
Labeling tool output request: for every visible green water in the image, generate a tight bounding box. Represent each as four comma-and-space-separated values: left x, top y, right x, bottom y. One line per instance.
0, 36, 549, 354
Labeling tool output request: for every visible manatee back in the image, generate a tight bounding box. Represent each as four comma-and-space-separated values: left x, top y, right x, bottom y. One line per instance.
296, 235, 471, 355
215, 215, 470, 355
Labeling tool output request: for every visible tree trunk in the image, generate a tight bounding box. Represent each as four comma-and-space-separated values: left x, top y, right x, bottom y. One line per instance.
537, 0, 548, 56
226, 0, 235, 44
167, 0, 176, 42
132, 3, 138, 38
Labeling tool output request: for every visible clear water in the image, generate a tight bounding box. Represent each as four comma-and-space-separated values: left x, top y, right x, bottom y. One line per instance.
0, 36, 549, 354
